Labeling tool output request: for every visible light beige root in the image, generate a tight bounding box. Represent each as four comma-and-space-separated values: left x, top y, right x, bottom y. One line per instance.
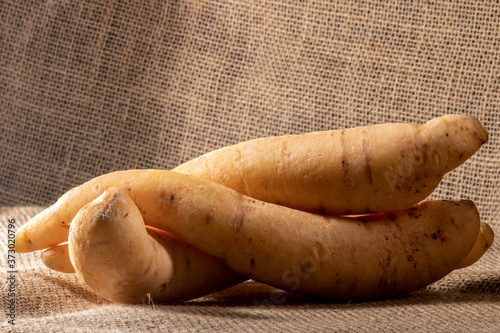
15, 115, 488, 254
174, 114, 488, 215
41, 243, 75, 273
18, 169, 480, 300
456, 221, 495, 269
43, 219, 494, 275
68, 187, 245, 304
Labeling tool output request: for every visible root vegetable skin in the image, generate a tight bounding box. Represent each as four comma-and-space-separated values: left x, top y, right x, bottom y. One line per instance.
40, 220, 495, 275
15, 170, 481, 300
15, 114, 488, 253
13, 114, 490, 303
135, 172, 481, 299
456, 221, 495, 269
41, 243, 74, 274
174, 114, 488, 215
68, 188, 245, 304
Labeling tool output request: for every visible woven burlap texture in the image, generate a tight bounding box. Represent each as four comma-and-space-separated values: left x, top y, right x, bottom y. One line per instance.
1, 0, 499, 332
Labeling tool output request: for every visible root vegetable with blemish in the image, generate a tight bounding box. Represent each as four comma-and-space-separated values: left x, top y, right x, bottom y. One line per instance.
16, 170, 482, 300
174, 114, 488, 215
68, 187, 245, 304
15, 115, 488, 254
41, 219, 495, 275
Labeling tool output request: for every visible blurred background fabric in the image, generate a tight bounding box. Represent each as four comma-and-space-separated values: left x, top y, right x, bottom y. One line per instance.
1, 1, 499, 332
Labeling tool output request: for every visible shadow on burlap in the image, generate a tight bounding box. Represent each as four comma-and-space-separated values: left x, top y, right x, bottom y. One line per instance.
1, 1, 499, 332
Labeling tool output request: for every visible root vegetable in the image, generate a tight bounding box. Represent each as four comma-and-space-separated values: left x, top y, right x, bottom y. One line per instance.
456, 221, 495, 269
42, 220, 494, 274
15, 115, 488, 253
15, 170, 482, 300
68, 187, 245, 304
173, 114, 487, 214
41, 243, 74, 274
14, 114, 490, 302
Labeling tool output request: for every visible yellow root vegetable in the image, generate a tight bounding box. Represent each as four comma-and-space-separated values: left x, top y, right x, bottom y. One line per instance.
15, 170, 481, 300
41, 243, 74, 274
42, 220, 494, 275
16, 115, 488, 253
456, 221, 495, 269
174, 114, 487, 214
68, 187, 245, 304
15, 115, 490, 302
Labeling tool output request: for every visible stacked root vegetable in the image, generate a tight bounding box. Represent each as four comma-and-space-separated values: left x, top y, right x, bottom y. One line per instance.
15, 115, 494, 304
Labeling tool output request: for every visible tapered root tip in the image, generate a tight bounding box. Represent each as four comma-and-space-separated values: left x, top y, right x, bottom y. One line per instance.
437, 114, 488, 146
467, 115, 489, 145
456, 221, 494, 269
41, 243, 76, 274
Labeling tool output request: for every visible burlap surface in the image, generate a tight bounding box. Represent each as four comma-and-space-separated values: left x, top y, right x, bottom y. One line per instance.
1, 0, 499, 331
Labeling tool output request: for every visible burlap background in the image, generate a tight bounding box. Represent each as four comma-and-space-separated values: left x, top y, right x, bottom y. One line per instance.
1, 0, 499, 332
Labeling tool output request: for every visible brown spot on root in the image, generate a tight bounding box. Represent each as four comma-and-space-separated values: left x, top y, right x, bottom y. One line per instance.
340, 130, 349, 179
250, 258, 255, 267
408, 208, 419, 219
61, 221, 69, 228
341, 159, 349, 177
432, 229, 447, 242
136, 203, 146, 216
233, 194, 246, 232
362, 138, 374, 184
407, 254, 417, 269
388, 213, 397, 222
159, 191, 176, 204
205, 212, 212, 225
365, 163, 373, 184
123, 213, 129, 218
422, 144, 428, 163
